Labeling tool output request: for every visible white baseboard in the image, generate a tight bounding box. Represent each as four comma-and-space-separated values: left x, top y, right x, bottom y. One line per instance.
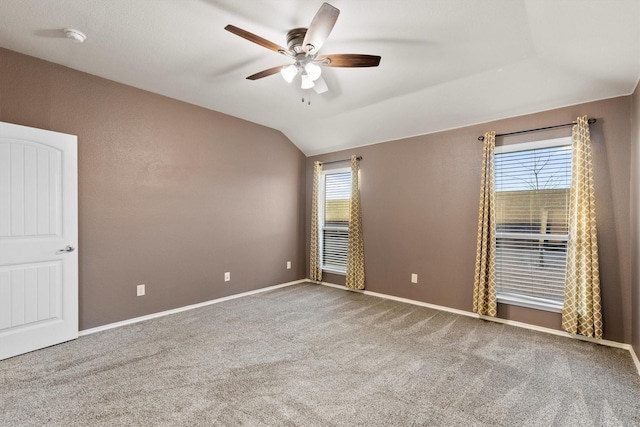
79, 279, 306, 336
631, 346, 640, 376
317, 280, 476, 318
79, 278, 640, 377
315, 280, 640, 376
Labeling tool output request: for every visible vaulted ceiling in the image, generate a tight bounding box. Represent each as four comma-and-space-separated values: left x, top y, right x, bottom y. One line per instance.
0, 0, 638, 155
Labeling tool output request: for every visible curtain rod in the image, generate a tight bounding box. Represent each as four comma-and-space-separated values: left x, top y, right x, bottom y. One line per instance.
320, 156, 362, 165
477, 118, 597, 141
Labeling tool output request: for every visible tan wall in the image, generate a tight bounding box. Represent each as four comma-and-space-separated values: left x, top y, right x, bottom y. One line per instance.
0, 48, 307, 330
2, 46, 635, 345
632, 81, 640, 357
307, 96, 633, 343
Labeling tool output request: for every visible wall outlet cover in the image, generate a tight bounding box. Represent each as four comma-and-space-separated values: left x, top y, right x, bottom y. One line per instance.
224, 272, 230, 282
137, 284, 145, 296
411, 274, 418, 284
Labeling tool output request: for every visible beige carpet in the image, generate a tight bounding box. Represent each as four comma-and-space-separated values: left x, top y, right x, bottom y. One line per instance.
2, 283, 639, 426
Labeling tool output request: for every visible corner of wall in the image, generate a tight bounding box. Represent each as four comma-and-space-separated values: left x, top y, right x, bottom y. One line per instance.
631, 79, 640, 360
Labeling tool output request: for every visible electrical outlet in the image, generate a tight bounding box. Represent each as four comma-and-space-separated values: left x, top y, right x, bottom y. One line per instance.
224, 272, 230, 282
286, 261, 291, 270
411, 274, 418, 284
137, 284, 145, 296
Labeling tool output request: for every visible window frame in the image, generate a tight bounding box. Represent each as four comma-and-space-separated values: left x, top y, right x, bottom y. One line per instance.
319, 167, 351, 275
494, 136, 572, 313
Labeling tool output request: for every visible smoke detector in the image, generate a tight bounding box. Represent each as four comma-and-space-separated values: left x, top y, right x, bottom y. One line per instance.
64, 28, 86, 43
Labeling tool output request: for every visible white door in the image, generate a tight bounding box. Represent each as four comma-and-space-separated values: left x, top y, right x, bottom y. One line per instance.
0, 121, 78, 360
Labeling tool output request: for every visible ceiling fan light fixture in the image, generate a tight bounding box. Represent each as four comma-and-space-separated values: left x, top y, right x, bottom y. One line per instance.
300, 73, 315, 89
304, 62, 322, 81
225, 2, 381, 95
280, 64, 298, 83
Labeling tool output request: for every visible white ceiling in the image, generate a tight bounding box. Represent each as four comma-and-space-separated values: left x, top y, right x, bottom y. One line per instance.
0, 0, 639, 155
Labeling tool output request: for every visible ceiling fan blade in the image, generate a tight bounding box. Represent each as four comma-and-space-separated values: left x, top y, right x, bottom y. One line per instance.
225, 25, 292, 56
313, 76, 328, 94
246, 65, 288, 80
302, 3, 340, 54
318, 54, 381, 67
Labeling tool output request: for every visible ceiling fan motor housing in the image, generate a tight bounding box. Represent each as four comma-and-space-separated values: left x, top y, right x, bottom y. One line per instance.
286, 28, 308, 54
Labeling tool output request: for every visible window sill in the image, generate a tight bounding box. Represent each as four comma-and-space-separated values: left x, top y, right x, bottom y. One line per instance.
322, 267, 346, 276
497, 293, 563, 313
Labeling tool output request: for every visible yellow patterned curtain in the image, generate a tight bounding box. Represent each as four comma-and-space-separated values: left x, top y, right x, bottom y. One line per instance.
562, 116, 602, 338
345, 156, 365, 289
309, 161, 323, 282
473, 131, 497, 316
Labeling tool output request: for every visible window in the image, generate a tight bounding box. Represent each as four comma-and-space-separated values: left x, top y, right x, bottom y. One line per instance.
494, 137, 572, 312
320, 168, 351, 274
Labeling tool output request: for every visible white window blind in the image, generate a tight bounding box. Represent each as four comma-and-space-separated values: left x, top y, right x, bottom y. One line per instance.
494, 139, 572, 311
322, 170, 351, 273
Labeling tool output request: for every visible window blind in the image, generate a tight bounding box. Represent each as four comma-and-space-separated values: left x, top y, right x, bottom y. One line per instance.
322, 171, 351, 272
495, 144, 572, 310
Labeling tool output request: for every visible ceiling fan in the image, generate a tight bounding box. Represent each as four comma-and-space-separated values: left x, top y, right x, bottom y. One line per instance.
224, 2, 381, 94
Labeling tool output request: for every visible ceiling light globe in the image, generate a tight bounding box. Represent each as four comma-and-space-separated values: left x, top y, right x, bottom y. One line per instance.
300, 73, 315, 89
280, 64, 298, 83
304, 63, 322, 81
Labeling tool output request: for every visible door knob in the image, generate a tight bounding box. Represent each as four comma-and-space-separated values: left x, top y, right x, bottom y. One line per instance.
56, 245, 76, 254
